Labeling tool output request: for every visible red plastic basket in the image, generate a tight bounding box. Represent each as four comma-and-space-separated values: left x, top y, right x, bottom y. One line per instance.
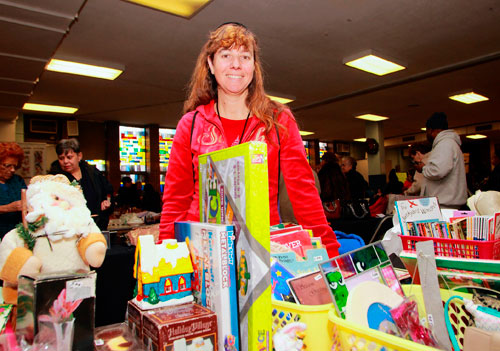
400, 235, 500, 259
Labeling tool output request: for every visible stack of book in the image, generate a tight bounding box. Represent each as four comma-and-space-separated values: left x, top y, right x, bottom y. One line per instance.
405, 214, 499, 242
395, 197, 500, 242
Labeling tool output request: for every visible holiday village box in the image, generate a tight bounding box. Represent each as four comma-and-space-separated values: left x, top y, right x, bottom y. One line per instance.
198, 141, 271, 351
16, 270, 96, 350
141, 302, 217, 351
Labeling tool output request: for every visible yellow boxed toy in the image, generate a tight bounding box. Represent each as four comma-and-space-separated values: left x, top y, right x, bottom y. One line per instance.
199, 141, 271, 351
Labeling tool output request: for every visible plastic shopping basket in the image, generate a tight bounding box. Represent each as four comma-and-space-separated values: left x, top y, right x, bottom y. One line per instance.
400, 235, 500, 259
271, 300, 334, 350
328, 285, 473, 351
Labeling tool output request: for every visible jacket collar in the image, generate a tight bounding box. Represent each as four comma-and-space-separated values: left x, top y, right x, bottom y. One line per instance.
195, 99, 264, 143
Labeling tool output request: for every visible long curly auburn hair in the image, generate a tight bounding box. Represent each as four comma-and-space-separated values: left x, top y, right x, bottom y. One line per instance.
184, 23, 288, 135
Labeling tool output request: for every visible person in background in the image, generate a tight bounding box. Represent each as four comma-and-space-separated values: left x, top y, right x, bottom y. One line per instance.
135, 181, 144, 201
384, 169, 404, 195
319, 152, 350, 203
406, 143, 430, 196
484, 145, 500, 191
414, 112, 467, 209
0, 142, 27, 238
140, 183, 162, 213
159, 22, 339, 257
50, 138, 113, 231
341, 156, 368, 199
402, 169, 415, 192
116, 176, 140, 209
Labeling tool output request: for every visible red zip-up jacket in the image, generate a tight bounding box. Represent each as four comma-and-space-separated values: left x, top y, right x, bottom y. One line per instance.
159, 100, 340, 257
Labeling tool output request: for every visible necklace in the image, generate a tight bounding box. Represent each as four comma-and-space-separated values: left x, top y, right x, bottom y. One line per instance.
216, 102, 251, 145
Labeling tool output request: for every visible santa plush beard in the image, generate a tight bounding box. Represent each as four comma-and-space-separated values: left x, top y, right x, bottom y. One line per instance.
25, 181, 97, 241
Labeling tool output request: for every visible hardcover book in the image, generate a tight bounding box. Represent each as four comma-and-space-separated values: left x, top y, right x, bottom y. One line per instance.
395, 197, 442, 236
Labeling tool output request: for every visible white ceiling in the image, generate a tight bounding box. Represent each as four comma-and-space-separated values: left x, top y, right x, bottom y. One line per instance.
1, 0, 500, 143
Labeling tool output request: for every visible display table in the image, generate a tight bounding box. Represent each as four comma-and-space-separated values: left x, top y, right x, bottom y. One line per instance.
95, 243, 136, 327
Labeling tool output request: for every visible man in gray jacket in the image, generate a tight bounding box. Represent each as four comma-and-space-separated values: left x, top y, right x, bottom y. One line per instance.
414, 112, 467, 209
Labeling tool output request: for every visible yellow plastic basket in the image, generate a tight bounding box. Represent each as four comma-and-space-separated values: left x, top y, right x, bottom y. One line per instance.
271, 285, 473, 351
271, 300, 334, 350
329, 285, 473, 351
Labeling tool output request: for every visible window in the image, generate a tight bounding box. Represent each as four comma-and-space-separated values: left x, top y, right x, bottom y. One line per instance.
159, 128, 176, 192
179, 276, 186, 290
86, 159, 106, 172
164, 278, 172, 293
303, 140, 310, 162
159, 128, 176, 172
319, 142, 327, 160
119, 126, 146, 172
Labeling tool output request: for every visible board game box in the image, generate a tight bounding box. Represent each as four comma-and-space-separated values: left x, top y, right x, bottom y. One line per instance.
199, 141, 271, 351
175, 221, 239, 351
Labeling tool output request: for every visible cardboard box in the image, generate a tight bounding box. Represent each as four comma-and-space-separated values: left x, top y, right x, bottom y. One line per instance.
16, 270, 96, 350
175, 221, 239, 351
126, 300, 143, 339
142, 302, 217, 351
199, 141, 271, 351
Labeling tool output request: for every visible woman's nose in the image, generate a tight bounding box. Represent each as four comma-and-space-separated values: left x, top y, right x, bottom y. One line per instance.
230, 56, 241, 68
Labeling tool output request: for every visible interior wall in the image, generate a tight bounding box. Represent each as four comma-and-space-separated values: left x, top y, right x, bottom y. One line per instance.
78, 121, 106, 160
0, 119, 16, 141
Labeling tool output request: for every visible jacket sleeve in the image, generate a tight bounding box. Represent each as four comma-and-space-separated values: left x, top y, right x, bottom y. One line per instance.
278, 112, 340, 258
422, 140, 454, 181
159, 113, 197, 241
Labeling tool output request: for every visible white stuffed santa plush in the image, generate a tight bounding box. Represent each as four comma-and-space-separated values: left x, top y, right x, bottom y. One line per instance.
0, 174, 107, 304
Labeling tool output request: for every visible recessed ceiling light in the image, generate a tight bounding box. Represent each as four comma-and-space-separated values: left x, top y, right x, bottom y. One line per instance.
124, 0, 212, 18
23, 103, 78, 114
344, 50, 405, 76
267, 95, 294, 104
466, 134, 487, 139
355, 114, 389, 122
449, 91, 489, 104
299, 131, 314, 136
354, 138, 366, 142
46, 59, 123, 80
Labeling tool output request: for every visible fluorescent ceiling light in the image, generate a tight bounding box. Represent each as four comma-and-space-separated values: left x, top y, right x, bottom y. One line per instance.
466, 134, 487, 139
449, 91, 489, 104
299, 131, 314, 136
124, 0, 212, 18
355, 114, 389, 122
354, 138, 366, 142
46, 59, 123, 80
23, 103, 78, 114
344, 51, 405, 76
267, 94, 294, 104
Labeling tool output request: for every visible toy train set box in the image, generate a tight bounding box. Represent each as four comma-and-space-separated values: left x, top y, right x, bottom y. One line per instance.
141, 302, 218, 351
199, 141, 272, 351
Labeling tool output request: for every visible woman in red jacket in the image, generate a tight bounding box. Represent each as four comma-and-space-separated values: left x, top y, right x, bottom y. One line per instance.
159, 22, 339, 257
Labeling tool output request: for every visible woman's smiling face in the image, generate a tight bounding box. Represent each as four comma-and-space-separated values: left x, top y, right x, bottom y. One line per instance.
208, 45, 255, 98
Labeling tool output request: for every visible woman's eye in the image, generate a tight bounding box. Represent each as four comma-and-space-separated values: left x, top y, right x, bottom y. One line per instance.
54, 196, 59, 201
